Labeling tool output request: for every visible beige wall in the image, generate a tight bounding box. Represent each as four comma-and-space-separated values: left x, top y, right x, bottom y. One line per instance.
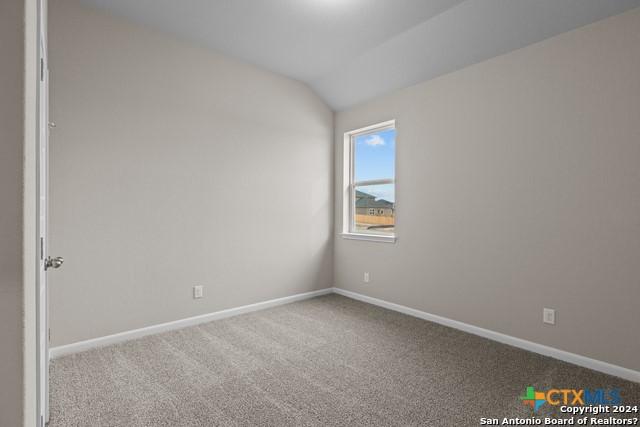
48, 0, 640, 373
0, 0, 25, 425
335, 8, 640, 372
48, 0, 333, 346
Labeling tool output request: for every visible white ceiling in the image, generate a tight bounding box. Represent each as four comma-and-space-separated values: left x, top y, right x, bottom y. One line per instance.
80, 0, 640, 110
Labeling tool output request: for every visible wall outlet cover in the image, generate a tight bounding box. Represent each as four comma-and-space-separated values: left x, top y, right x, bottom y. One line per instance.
543, 308, 555, 325
193, 285, 204, 299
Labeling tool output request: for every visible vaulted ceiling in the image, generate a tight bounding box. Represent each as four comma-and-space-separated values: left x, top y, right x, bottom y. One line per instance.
80, 0, 640, 110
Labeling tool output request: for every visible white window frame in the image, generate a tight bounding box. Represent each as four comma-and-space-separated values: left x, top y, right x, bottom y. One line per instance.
341, 120, 396, 243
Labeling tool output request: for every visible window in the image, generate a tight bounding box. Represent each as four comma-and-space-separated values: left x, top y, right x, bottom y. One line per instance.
343, 120, 396, 242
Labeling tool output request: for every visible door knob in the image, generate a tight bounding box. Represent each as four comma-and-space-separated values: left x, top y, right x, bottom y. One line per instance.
45, 256, 64, 270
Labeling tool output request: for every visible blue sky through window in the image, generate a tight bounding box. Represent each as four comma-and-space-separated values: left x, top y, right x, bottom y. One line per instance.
354, 128, 395, 202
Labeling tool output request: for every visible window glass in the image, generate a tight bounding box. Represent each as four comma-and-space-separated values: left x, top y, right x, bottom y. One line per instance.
349, 125, 396, 237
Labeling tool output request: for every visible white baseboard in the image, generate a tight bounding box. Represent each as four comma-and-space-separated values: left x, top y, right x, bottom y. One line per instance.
333, 287, 640, 383
50, 286, 639, 384
49, 288, 333, 359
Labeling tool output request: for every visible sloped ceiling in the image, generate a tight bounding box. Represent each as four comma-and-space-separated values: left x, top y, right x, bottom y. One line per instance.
79, 0, 640, 110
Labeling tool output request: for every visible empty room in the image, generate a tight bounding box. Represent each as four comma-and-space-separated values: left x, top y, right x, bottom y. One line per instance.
2, 0, 640, 426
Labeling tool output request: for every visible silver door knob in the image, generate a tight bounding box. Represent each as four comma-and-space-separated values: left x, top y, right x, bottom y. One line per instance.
45, 256, 64, 270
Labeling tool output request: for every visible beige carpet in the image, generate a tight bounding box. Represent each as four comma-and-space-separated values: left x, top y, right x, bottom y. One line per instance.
50, 294, 639, 426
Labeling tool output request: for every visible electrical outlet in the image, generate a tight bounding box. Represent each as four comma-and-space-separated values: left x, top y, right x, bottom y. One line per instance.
193, 285, 203, 299
363, 272, 370, 283
543, 308, 555, 325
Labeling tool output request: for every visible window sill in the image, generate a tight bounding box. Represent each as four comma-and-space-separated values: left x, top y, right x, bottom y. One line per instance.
340, 233, 396, 243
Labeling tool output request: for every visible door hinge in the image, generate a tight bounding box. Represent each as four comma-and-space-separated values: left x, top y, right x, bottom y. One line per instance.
48, 328, 51, 342
40, 237, 44, 260
40, 58, 44, 81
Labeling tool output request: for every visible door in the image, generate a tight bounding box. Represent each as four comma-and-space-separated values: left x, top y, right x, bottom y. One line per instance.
36, 0, 63, 424
36, 0, 49, 423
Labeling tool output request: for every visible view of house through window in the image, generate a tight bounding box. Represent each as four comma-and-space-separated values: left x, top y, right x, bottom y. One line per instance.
348, 122, 396, 237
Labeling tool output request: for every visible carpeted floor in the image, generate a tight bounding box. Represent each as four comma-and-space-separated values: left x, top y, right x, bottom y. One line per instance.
50, 294, 639, 426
